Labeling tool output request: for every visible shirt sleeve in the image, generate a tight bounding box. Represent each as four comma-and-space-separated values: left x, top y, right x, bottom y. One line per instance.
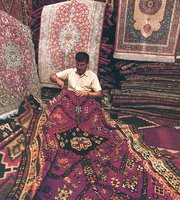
91, 74, 102, 91
56, 68, 72, 80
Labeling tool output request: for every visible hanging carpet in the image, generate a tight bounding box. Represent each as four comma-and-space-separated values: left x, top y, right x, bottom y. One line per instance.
0, 11, 41, 114
114, 0, 180, 63
38, 0, 106, 87
30, 0, 68, 63
0, 0, 32, 25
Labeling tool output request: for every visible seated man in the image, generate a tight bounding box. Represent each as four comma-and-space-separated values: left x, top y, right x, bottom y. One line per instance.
50, 51, 102, 98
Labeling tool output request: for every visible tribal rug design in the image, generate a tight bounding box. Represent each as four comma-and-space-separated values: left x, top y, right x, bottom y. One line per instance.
0, 11, 41, 114
113, 114, 180, 150
4, 90, 178, 199
114, 0, 180, 63
38, 0, 106, 87
0, 94, 42, 199
117, 115, 160, 130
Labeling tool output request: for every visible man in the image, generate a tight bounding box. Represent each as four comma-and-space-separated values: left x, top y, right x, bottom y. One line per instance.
50, 52, 102, 98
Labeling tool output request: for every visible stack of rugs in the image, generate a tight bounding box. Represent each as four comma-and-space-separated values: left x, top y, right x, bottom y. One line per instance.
98, 3, 116, 111
111, 60, 180, 120
98, 3, 115, 91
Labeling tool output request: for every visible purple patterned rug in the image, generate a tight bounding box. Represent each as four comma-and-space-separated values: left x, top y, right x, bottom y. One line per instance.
1, 91, 179, 199
141, 126, 180, 151
114, 114, 180, 151
30, 91, 180, 199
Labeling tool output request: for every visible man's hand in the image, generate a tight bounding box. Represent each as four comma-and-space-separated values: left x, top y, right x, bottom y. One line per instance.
74, 91, 88, 97
56, 79, 64, 89
50, 73, 64, 89
74, 90, 102, 98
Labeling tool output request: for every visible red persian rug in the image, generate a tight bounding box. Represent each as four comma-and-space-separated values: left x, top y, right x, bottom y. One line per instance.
30, 0, 68, 63
38, 0, 106, 87
114, 0, 180, 63
0, 11, 41, 114
0, 0, 32, 25
3, 91, 178, 199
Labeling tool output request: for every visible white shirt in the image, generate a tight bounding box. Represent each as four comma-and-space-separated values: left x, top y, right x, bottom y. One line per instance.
56, 68, 102, 92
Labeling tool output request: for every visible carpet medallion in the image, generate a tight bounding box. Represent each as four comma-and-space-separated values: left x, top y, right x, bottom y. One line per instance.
0, 11, 40, 114
114, 0, 180, 63
39, 0, 106, 87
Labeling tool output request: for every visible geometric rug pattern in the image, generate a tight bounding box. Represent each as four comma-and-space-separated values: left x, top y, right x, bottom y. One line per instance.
0, 92, 179, 199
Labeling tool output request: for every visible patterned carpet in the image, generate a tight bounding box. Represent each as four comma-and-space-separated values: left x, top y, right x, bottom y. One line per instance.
41, 87, 180, 151
0, 90, 179, 199
115, 115, 180, 151
114, 0, 180, 62
0, 11, 40, 114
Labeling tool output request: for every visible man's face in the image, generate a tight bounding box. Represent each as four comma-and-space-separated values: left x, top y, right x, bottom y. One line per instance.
76, 60, 88, 75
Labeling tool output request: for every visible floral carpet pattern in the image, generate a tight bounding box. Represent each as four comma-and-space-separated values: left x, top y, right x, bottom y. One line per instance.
0, 91, 179, 199
0, 0, 32, 25
0, 11, 41, 114
114, 0, 180, 63
38, 0, 106, 87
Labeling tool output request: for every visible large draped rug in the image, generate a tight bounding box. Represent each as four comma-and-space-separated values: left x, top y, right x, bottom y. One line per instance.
114, 0, 180, 63
0, 11, 40, 114
38, 0, 106, 87
1, 91, 179, 199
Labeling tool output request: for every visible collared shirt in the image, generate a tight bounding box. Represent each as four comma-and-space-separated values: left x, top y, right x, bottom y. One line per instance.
56, 68, 102, 92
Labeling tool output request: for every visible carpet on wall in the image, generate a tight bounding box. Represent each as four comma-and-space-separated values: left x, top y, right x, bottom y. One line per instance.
30, 0, 69, 63
0, 11, 41, 114
1, 91, 179, 199
38, 0, 106, 87
0, 0, 32, 25
31, 0, 116, 90
114, 0, 180, 63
